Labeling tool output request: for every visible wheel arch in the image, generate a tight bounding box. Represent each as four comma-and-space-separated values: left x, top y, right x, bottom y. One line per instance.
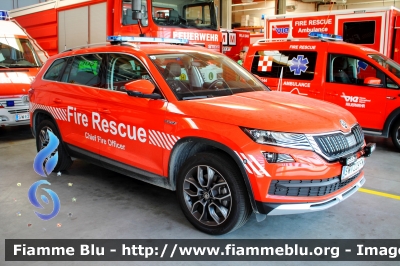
383, 107, 400, 137
32, 109, 60, 138
168, 137, 259, 213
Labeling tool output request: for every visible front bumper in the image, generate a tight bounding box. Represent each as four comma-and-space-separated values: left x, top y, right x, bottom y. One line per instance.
256, 175, 365, 215
0, 107, 30, 126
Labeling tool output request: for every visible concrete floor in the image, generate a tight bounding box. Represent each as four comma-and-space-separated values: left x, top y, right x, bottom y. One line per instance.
1, 125, 399, 266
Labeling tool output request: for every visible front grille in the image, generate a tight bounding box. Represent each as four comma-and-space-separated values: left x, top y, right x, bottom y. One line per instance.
0, 98, 27, 108
312, 124, 364, 159
8, 109, 29, 114
268, 172, 360, 197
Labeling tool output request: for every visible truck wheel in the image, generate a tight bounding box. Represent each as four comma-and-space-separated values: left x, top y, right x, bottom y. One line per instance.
391, 120, 400, 151
36, 120, 72, 172
176, 152, 251, 235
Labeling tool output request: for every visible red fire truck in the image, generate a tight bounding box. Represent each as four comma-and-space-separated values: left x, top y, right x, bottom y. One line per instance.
264, 6, 400, 64
221, 29, 251, 63
8, 0, 223, 56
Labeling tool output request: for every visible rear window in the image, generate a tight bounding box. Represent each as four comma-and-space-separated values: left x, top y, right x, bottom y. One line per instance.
43, 58, 68, 81
251, 50, 317, 81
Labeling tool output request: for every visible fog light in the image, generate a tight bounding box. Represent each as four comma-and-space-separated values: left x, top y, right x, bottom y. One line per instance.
263, 152, 294, 163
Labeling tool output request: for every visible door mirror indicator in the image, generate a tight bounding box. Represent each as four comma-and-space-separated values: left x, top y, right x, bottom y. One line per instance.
364, 77, 381, 85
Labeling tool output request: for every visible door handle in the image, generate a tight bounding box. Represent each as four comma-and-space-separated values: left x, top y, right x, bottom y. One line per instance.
53, 98, 62, 103
386, 96, 397, 100
97, 108, 111, 114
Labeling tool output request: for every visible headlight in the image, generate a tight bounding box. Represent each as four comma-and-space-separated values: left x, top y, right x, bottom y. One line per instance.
242, 128, 313, 151
21, 95, 29, 103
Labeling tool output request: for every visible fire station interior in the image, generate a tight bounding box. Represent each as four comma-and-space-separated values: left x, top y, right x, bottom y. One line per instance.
1, 0, 400, 263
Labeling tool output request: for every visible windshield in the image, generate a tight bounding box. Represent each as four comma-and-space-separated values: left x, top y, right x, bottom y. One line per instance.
149, 51, 268, 100
368, 54, 400, 79
151, 0, 218, 30
0, 37, 41, 68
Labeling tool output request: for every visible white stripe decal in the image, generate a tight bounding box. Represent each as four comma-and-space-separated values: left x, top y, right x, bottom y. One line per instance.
157, 131, 170, 150
170, 134, 178, 143
240, 153, 261, 176
166, 134, 176, 145
152, 130, 165, 149
162, 132, 173, 149
234, 151, 253, 174
248, 154, 270, 177
148, 130, 161, 147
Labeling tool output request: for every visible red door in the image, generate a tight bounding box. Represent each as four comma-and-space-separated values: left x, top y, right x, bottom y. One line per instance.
324, 53, 387, 130
336, 13, 385, 54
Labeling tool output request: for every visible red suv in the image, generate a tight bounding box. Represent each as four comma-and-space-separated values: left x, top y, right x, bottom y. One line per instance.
29, 37, 374, 234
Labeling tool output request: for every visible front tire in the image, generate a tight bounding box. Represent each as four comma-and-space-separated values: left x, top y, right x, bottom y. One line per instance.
35, 120, 72, 172
176, 152, 251, 235
391, 120, 400, 152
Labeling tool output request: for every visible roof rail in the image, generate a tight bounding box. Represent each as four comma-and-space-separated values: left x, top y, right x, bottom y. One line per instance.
256, 38, 314, 43
62, 42, 109, 53
107, 36, 189, 45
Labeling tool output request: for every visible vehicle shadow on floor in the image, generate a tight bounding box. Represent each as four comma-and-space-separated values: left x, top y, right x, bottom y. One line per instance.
0, 125, 33, 142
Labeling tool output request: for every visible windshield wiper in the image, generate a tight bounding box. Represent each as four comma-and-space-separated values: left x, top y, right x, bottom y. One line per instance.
0, 65, 9, 68
182, 95, 208, 100
8, 64, 39, 68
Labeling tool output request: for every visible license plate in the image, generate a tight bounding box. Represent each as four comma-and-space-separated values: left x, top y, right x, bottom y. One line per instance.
16, 113, 30, 121
341, 157, 364, 182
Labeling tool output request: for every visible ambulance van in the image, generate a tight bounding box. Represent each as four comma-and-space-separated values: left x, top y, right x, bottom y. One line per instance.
243, 33, 400, 151
0, 11, 46, 127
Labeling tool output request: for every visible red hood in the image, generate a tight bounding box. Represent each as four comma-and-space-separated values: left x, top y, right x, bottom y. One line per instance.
0, 68, 39, 96
171, 91, 358, 134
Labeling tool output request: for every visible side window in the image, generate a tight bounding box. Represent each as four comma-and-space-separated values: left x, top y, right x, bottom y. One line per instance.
106, 53, 150, 91
343, 21, 375, 45
387, 76, 399, 89
64, 54, 103, 87
328, 54, 382, 86
43, 58, 68, 81
251, 50, 317, 81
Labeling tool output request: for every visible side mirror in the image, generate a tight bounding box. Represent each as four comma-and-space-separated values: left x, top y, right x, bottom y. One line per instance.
125, 80, 162, 99
364, 77, 381, 85
131, 0, 142, 20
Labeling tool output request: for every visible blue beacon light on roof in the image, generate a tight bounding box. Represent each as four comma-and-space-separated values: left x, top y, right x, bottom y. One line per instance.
308, 32, 343, 41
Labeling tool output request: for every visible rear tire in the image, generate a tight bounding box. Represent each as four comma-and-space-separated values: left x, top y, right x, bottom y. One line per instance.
176, 152, 252, 235
391, 120, 400, 152
35, 120, 72, 172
